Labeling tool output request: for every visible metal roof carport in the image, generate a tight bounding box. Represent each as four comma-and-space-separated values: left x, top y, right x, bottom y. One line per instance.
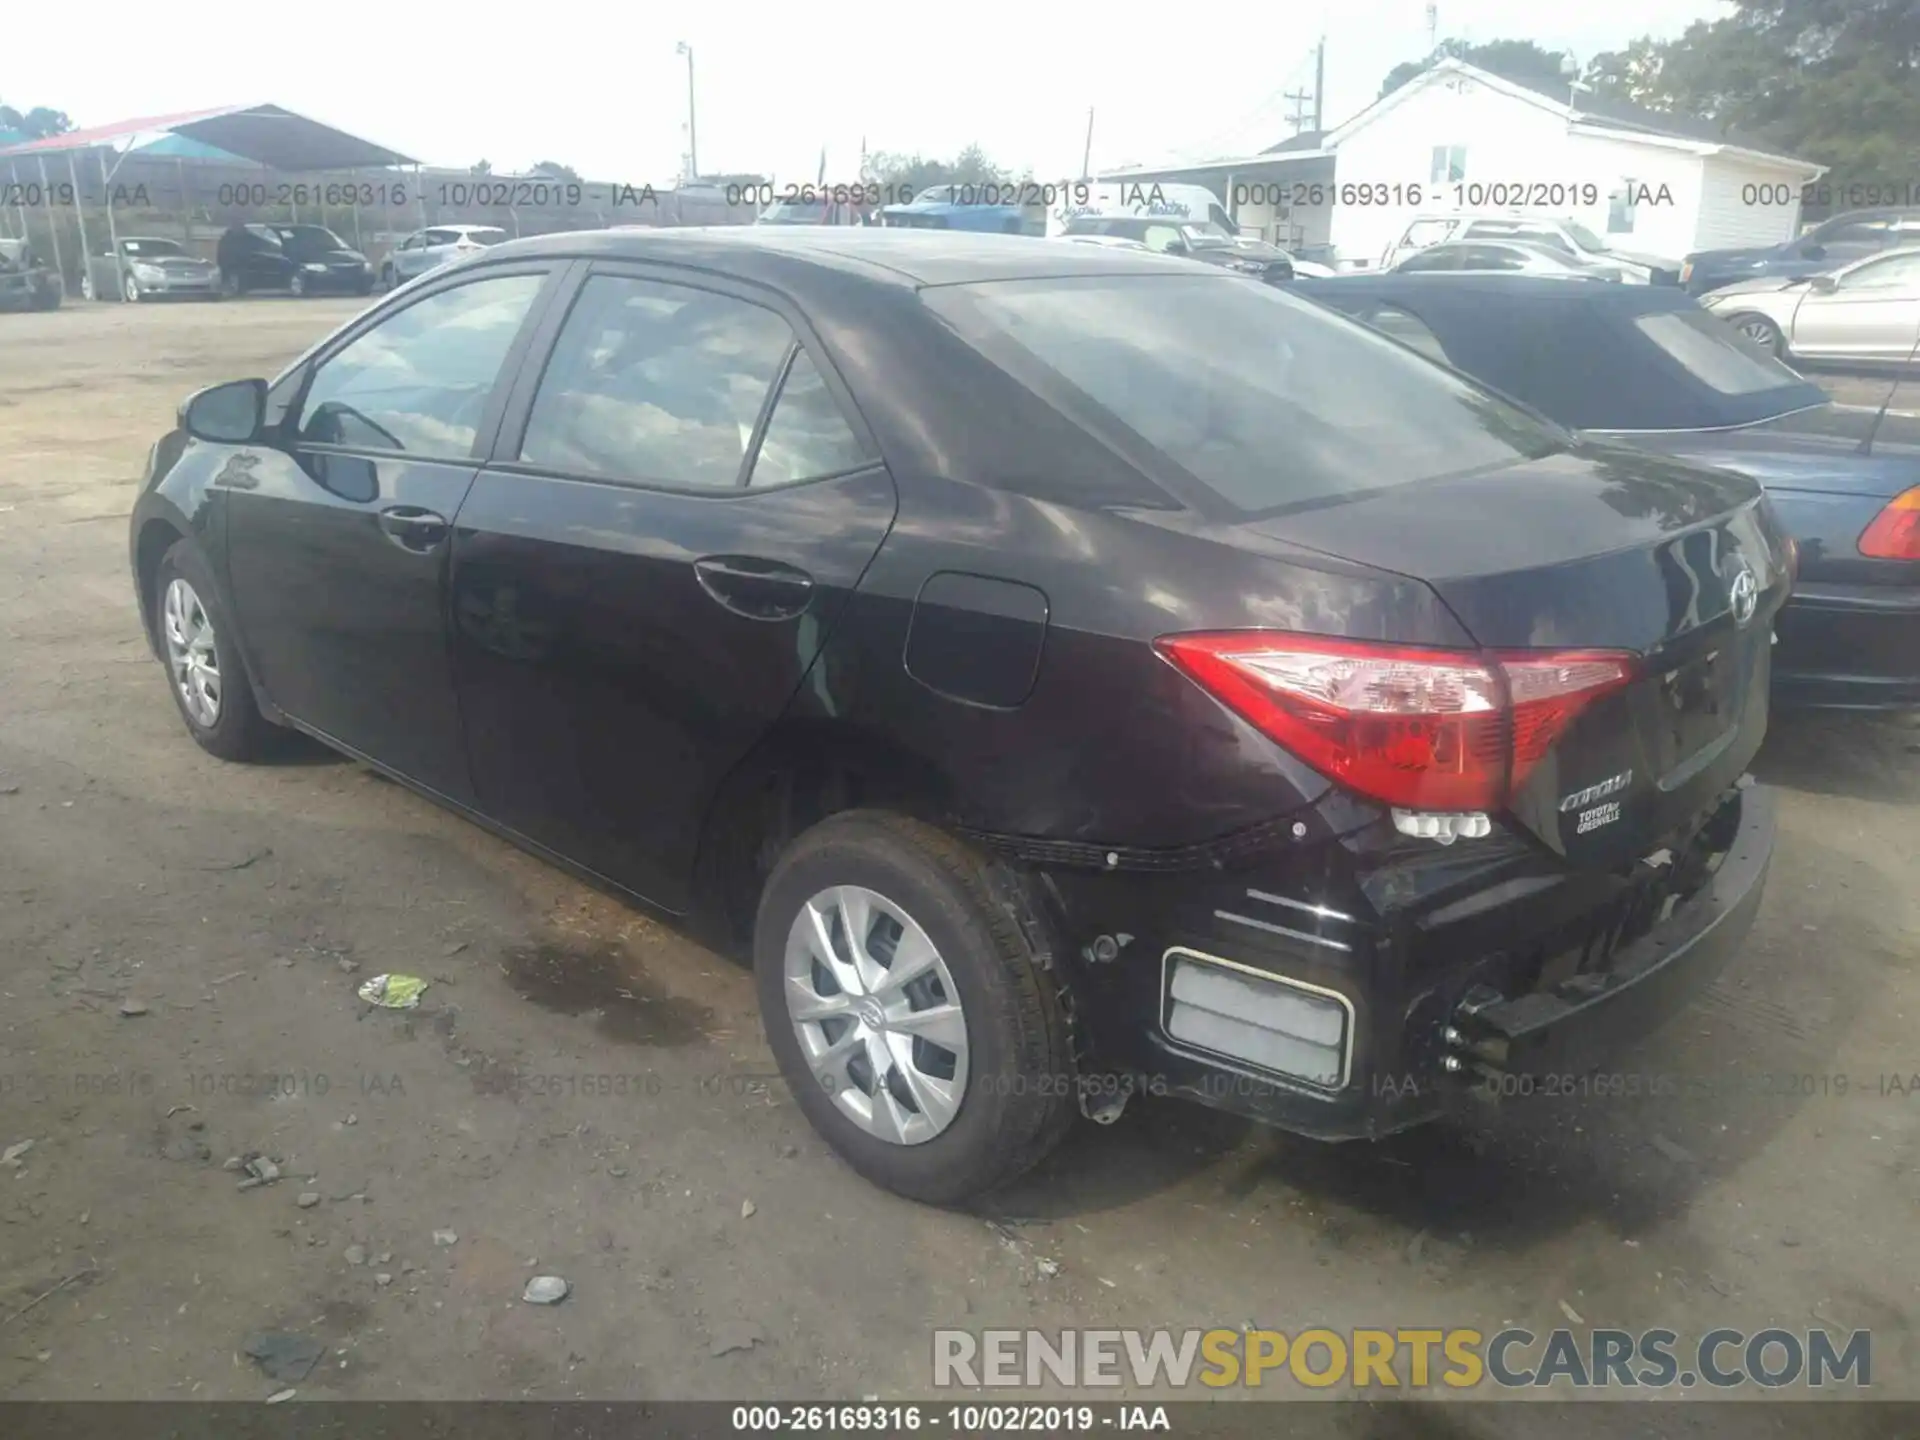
0, 104, 414, 300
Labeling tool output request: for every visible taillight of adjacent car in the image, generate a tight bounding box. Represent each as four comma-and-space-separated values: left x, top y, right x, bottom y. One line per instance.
1154, 633, 1634, 814
1858, 487, 1920, 560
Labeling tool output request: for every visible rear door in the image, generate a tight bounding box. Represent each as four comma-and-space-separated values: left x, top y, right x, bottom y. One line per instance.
1786, 250, 1920, 360
449, 263, 898, 910
224, 263, 561, 802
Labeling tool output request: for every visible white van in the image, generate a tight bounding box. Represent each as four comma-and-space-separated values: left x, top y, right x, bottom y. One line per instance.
1048, 181, 1237, 239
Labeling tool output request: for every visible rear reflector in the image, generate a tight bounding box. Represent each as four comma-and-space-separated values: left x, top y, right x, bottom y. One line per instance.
1859, 487, 1920, 560
1155, 632, 1633, 812
1164, 951, 1350, 1089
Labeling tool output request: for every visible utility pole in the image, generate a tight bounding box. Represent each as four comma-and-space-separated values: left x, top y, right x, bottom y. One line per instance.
1284, 87, 1313, 133
1081, 108, 1095, 179
1425, 3, 1438, 52
676, 41, 699, 183
1313, 36, 1326, 131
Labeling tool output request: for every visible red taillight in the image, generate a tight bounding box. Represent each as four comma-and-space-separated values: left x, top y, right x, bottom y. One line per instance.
1155, 633, 1634, 812
1859, 487, 1920, 560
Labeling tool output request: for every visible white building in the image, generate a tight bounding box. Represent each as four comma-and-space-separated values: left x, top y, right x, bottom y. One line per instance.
1102, 57, 1825, 267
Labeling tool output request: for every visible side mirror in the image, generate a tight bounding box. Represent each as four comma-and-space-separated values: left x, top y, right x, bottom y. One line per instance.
1799, 242, 1827, 260
181, 378, 267, 443
1809, 273, 1838, 293
1269, 258, 1296, 282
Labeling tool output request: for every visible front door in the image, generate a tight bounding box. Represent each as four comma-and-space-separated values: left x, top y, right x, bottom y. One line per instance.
1788, 250, 1920, 360
450, 264, 898, 909
224, 264, 559, 802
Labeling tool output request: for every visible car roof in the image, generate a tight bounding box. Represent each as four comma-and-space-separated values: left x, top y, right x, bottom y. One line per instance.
481, 225, 1201, 288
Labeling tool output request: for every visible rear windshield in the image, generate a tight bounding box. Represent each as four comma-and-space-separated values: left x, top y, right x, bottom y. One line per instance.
466, 228, 509, 246
920, 275, 1566, 512
1634, 310, 1808, 396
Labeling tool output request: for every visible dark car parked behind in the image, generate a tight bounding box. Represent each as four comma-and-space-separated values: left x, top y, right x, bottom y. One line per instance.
0, 237, 62, 311
1682, 207, 1920, 295
217, 223, 374, 297
1299, 273, 1920, 710
129, 230, 1783, 1201
1059, 214, 1296, 282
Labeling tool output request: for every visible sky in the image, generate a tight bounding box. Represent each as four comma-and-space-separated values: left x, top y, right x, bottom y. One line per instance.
5, 0, 1734, 186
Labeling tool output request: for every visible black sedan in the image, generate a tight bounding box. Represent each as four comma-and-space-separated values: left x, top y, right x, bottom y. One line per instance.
130, 230, 1782, 1200
216, 223, 374, 297
1301, 274, 1920, 711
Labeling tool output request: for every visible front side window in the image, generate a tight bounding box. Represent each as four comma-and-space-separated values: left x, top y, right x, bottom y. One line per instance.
1638, 310, 1809, 395
1140, 225, 1185, 253
1429, 145, 1467, 183
296, 272, 546, 457
1397, 247, 1460, 273
921, 274, 1564, 513
519, 274, 796, 488
1838, 251, 1920, 289
1814, 215, 1890, 247
748, 350, 869, 487
1399, 218, 1457, 252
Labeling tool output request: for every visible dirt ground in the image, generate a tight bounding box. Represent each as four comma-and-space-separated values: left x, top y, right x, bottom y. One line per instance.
2, 299, 1918, 1430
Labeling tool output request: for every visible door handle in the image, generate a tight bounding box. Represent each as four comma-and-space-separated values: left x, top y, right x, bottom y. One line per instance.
693, 555, 815, 621
378, 505, 449, 553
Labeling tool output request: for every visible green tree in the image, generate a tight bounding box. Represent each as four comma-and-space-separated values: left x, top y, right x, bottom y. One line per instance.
1585, 0, 1920, 209
528, 160, 581, 182
471, 159, 493, 175
1378, 39, 1573, 100
0, 103, 73, 139
867, 144, 1010, 192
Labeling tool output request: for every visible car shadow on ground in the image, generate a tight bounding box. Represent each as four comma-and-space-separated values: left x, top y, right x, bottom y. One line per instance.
1754, 709, 1920, 803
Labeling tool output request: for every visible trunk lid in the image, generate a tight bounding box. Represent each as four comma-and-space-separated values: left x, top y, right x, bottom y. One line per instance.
1252, 445, 1791, 861
1606, 404, 1920, 501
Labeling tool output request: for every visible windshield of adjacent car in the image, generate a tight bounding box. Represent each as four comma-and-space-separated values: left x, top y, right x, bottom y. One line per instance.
1564, 221, 1608, 253
121, 238, 185, 258
921, 274, 1567, 513
275, 226, 348, 257
1180, 223, 1236, 249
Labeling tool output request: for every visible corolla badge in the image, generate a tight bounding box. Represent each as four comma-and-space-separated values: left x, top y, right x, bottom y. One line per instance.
1728, 561, 1758, 627
1559, 770, 1633, 814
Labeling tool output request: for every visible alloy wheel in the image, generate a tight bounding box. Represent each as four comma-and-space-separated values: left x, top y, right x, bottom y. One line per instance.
162, 577, 222, 728
783, 884, 970, 1145
80, 272, 95, 301
122, 272, 140, 303
1735, 316, 1782, 355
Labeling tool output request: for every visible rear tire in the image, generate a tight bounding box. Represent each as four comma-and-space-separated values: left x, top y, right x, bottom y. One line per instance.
1728, 312, 1786, 358
755, 811, 1076, 1204
153, 539, 274, 762
122, 271, 141, 304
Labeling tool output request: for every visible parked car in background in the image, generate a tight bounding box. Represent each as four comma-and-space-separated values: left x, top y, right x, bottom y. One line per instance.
1298, 272, 1920, 710
1058, 233, 1152, 252
1390, 238, 1634, 281
129, 228, 1782, 1201
1059, 215, 1297, 282
81, 237, 219, 303
1381, 213, 1676, 282
1700, 247, 1920, 364
0, 237, 62, 311
381, 224, 509, 289
1682, 207, 1920, 295
216, 224, 373, 297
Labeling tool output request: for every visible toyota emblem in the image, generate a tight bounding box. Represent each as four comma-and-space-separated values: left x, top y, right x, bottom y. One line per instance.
1728, 562, 1758, 627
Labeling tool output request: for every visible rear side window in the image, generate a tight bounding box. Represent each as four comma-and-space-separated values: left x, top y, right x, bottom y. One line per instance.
519, 274, 795, 488
749, 350, 869, 487
1638, 311, 1808, 395
1397, 247, 1459, 272
1364, 305, 1452, 364
920, 275, 1564, 513
296, 272, 546, 457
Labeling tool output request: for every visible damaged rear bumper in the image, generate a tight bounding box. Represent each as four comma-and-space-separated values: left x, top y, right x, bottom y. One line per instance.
1032, 784, 1776, 1141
